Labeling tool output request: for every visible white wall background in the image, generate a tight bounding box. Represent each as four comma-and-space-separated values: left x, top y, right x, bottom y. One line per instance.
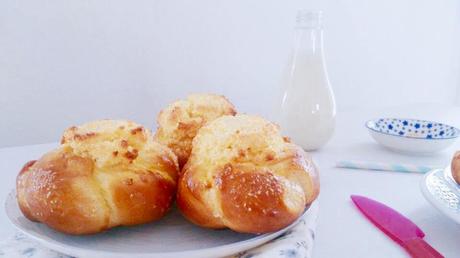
1, 0, 460, 147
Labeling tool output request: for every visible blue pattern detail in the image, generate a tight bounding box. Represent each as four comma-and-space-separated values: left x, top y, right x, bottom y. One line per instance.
279, 249, 299, 257
366, 118, 460, 140
22, 248, 35, 257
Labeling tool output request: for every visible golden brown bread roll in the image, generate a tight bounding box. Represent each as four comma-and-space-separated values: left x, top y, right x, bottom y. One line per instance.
177, 114, 319, 234
451, 151, 460, 184
154, 93, 236, 168
17, 120, 179, 235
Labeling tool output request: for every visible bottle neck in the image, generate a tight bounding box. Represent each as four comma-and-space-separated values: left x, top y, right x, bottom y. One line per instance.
293, 26, 324, 56
293, 10, 324, 56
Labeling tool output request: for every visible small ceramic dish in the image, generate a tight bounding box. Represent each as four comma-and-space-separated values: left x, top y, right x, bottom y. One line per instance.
365, 118, 459, 154
420, 167, 460, 224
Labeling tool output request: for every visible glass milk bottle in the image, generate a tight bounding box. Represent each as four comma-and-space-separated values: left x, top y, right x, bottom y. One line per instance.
280, 10, 336, 150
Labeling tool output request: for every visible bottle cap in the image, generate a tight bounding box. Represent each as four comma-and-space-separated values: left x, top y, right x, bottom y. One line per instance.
296, 10, 322, 28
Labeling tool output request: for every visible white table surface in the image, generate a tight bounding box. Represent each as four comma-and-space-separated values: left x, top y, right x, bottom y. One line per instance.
2, 103, 460, 258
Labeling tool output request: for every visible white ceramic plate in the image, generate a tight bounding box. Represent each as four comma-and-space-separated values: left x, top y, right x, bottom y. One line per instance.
420, 167, 460, 224
5, 190, 306, 258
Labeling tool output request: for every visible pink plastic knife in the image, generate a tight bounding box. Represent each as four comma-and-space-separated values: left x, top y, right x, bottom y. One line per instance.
351, 195, 443, 258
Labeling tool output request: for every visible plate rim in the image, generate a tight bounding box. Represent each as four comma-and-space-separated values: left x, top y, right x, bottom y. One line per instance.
420, 167, 460, 225
5, 189, 309, 258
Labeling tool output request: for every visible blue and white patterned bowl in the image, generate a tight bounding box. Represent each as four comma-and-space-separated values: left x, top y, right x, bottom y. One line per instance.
366, 118, 460, 154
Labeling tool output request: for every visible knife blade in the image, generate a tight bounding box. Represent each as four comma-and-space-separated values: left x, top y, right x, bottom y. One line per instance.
351, 195, 444, 258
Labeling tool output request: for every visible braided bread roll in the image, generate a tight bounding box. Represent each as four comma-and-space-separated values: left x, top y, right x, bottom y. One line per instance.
177, 114, 319, 234
16, 120, 179, 235
155, 93, 236, 168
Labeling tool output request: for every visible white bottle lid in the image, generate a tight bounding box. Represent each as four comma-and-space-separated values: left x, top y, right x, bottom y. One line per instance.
296, 10, 323, 28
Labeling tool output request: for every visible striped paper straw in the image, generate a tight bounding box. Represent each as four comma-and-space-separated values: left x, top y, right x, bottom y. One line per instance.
336, 160, 439, 174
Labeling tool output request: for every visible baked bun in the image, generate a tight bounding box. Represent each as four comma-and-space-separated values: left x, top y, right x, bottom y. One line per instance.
177, 114, 319, 234
155, 93, 236, 168
452, 151, 460, 184
17, 120, 179, 235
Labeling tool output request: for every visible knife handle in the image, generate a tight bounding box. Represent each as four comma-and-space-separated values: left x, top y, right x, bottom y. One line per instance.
402, 238, 444, 258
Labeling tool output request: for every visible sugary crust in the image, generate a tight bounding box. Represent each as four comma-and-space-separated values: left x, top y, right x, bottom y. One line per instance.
154, 94, 236, 167
17, 120, 179, 235
177, 114, 319, 234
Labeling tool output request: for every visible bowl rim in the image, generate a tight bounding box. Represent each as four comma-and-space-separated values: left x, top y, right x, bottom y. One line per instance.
365, 118, 460, 140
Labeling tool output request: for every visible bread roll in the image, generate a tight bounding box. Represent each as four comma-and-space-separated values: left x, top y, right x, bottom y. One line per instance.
17, 120, 179, 235
155, 93, 236, 168
177, 114, 319, 234
452, 151, 460, 184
